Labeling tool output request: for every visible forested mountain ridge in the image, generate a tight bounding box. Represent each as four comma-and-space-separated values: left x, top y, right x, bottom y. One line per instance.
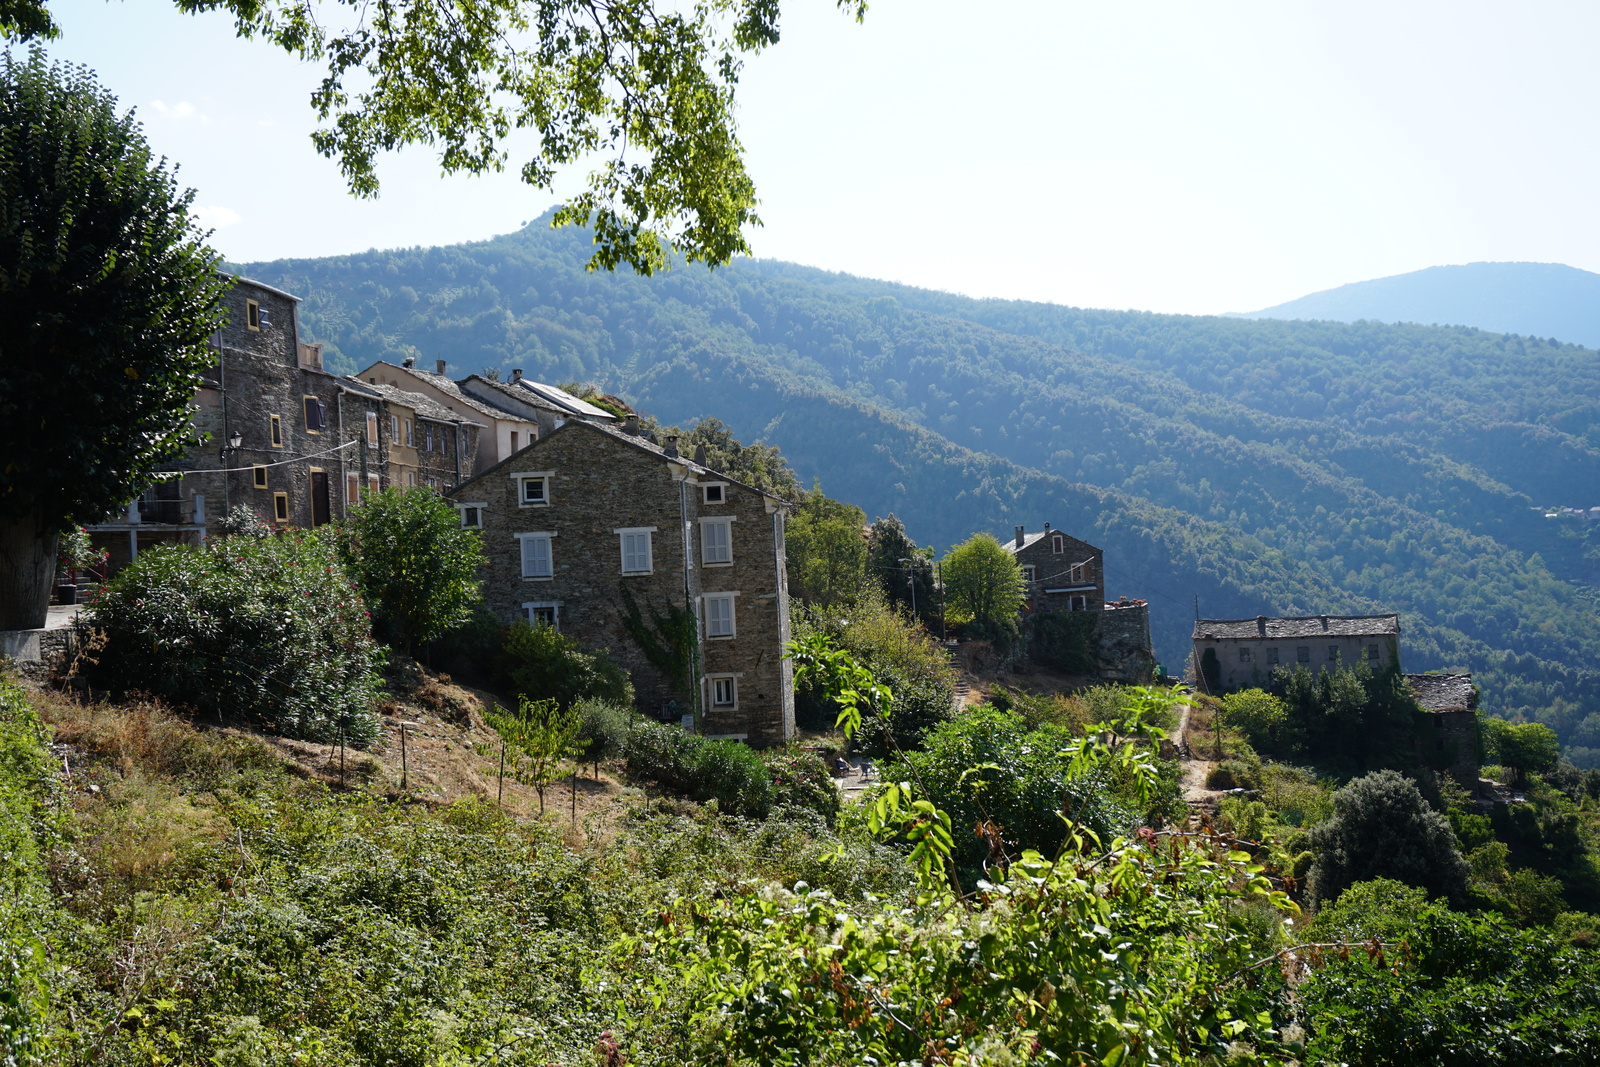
1236, 260, 1600, 351
241, 217, 1600, 763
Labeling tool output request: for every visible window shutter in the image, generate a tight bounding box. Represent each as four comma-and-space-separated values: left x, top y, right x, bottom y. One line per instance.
523, 536, 552, 578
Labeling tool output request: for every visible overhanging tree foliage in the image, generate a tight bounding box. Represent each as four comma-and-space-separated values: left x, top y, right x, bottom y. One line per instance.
0, 50, 228, 630
3, 0, 866, 274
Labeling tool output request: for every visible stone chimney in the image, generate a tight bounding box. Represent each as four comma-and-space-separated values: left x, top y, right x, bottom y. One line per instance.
1044, 521, 1051, 532
511, 368, 523, 382
435, 359, 447, 375
623, 414, 639, 435
402, 355, 416, 368
694, 443, 708, 466
1014, 525, 1025, 548
1256, 615, 1266, 636
664, 434, 680, 458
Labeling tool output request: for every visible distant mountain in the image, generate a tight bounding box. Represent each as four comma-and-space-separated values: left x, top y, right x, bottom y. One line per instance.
240, 218, 1600, 764
1238, 261, 1600, 349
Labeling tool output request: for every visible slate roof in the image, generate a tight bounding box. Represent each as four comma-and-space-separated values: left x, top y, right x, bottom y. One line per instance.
348, 378, 485, 426
450, 417, 782, 504
1404, 673, 1477, 713
1003, 526, 1101, 556
1192, 613, 1400, 640
361, 362, 510, 422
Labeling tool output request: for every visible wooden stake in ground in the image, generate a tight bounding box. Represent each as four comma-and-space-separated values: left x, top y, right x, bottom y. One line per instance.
497, 738, 506, 807
339, 728, 346, 789
570, 765, 577, 823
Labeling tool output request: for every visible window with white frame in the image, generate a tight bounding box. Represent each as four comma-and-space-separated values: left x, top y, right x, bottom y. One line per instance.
701, 517, 733, 565
704, 592, 737, 638
522, 602, 560, 628
512, 471, 553, 507
617, 527, 655, 574
1070, 563, 1086, 582
709, 675, 737, 708
702, 482, 726, 504
456, 502, 486, 529
1052, 533, 1064, 553
517, 531, 554, 579
1021, 564, 1036, 583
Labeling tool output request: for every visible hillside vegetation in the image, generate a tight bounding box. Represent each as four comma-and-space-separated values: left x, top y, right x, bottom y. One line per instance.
242, 219, 1600, 762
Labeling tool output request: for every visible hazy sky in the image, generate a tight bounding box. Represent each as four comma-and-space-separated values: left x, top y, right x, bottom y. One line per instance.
32, 0, 1600, 314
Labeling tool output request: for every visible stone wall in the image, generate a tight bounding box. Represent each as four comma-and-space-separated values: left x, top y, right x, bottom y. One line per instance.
1092, 600, 1156, 684
450, 421, 793, 745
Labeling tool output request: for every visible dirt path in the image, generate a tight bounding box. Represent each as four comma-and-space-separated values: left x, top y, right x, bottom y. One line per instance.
1171, 695, 1228, 806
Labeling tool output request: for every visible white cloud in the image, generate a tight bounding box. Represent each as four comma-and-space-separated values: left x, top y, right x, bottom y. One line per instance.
193, 205, 242, 230
148, 99, 210, 124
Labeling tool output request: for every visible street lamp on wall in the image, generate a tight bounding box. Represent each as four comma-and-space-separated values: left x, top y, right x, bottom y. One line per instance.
220, 430, 243, 513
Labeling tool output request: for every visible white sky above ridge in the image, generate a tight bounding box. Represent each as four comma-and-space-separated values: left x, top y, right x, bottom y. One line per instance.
29, 0, 1600, 315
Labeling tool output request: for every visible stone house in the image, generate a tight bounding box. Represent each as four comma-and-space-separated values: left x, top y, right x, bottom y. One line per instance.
1191, 613, 1401, 693
458, 370, 618, 439
353, 379, 483, 492
88, 278, 481, 570
447, 419, 795, 745
1404, 673, 1480, 786
1005, 523, 1104, 611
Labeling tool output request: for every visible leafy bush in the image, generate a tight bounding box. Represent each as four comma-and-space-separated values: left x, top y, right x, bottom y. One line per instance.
338, 486, 486, 653
81, 532, 383, 745
497, 620, 633, 710
1306, 877, 1434, 944
760, 746, 840, 823
880, 707, 1140, 884
1309, 769, 1470, 907
622, 720, 774, 819
574, 698, 633, 776
1299, 907, 1600, 1064
1030, 610, 1096, 673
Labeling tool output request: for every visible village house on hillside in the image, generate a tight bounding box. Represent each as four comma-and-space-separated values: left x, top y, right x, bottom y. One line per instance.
356, 359, 615, 475
447, 418, 794, 745
1006, 523, 1104, 611
88, 277, 480, 569
1192, 612, 1400, 692
1404, 672, 1480, 786
1005, 522, 1154, 683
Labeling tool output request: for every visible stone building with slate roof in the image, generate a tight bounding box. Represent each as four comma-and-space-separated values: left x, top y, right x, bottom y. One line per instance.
1191, 613, 1401, 693
89, 276, 389, 568
1004, 523, 1104, 612
447, 418, 794, 745
1404, 673, 1480, 785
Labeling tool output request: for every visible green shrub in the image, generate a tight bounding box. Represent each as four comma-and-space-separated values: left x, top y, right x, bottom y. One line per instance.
497, 620, 633, 710
761, 745, 840, 823
574, 698, 633, 775
338, 485, 485, 653
81, 532, 383, 745
1207, 757, 1262, 791
622, 720, 774, 819
880, 707, 1140, 885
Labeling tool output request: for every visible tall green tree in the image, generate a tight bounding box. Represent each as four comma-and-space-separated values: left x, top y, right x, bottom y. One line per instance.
3, 0, 866, 274
1485, 718, 1561, 787
0, 50, 229, 630
940, 532, 1026, 637
338, 485, 485, 654
865, 514, 935, 625
785, 483, 867, 606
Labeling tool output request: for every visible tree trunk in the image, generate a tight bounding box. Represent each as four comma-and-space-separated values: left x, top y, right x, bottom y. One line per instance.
0, 511, 58, 631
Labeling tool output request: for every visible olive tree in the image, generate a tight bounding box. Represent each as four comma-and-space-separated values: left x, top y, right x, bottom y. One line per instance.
1309, 769, 1469, 907
0, 50, 228, 630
